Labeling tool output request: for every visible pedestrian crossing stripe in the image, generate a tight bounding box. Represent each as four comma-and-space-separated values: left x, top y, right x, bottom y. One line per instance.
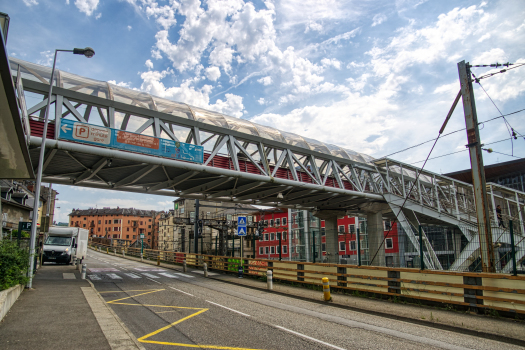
124, 273, 141, 279
88, 274, 101, 280
158, 272, 179, 278
107, 273, 122, 279
142, 273, 159, 278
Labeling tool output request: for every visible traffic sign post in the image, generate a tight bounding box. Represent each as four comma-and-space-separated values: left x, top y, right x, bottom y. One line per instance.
18, 222, 32, 247
237, 216, 247, 277
140, 233, 145, 256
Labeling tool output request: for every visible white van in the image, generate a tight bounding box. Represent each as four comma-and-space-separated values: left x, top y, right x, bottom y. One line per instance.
42, 227, 88, 265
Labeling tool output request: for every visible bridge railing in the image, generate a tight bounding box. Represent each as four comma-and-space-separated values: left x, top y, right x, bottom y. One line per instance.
88, 242, 525, 317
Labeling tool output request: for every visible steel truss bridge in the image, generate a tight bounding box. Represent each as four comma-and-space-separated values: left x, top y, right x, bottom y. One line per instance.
10, 57, 525, 272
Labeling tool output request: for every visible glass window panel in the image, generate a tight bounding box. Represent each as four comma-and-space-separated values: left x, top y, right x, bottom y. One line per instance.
325, 143, 350, 159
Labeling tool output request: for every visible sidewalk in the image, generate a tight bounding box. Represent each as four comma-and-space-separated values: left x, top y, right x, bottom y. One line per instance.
0, 264, 143, 350
120, 251, 525, 346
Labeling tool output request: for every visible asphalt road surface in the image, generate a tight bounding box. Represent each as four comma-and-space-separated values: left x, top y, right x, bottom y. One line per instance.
85, 251, 523, 350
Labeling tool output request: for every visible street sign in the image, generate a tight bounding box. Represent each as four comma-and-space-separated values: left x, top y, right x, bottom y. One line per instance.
140, 233, 145, 239
237, 216, 247, 236
19, 222, 32, 231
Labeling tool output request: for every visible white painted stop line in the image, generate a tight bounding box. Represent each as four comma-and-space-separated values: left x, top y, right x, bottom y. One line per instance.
124, 273, 141, 279
174, 273, 194, 278
159, 272, 179, 278
142, 273, 159, 279
107, 273, 122, 279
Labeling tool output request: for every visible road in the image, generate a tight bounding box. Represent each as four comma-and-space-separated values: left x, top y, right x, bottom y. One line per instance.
85, 250, 522, 350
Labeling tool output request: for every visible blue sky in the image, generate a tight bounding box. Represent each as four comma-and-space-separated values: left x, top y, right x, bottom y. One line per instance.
5, 0, 525, 222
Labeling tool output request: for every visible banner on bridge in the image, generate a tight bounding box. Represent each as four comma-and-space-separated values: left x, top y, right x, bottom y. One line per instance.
58, 119, 204, 164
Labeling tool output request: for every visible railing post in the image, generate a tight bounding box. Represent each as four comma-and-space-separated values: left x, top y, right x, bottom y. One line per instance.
183, 260, 187, 272
509, 220, 517, 276
267, 269, 273, 290
204, 263, 208, 277
419, 225, 425, 270
81, 263, 87, 279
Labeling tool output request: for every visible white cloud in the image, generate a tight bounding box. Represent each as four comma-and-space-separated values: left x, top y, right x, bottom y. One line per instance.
321, 58, 341, 70
127, 25, 132, 31
95, 13, 102, 19
23, 0, 38, 6
145, 59, 154, 69
257, 76, 273, 86
108, 80, 133, 88
372, 13, 387, 27
305, 21, 323, 33
473, 48, 507, 65
75, 0, 99, 16
37, 51, 54, 66
257, 97, 266, 105
205, 66, 221, 81
66, 0, 70, 4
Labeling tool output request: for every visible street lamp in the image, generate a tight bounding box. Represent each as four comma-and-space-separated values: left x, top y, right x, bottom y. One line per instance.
27, 47, 95, 288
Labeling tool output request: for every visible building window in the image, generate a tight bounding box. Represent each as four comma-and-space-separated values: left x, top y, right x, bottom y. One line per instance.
270, 246, 275, 254
148, 225, 151, 228
350, 241, 356, 251
127, 227, 129, 231
128, 220, 130, 224
105, 220, 107, 224
98, 228, 100, 232
269, 219, 274, 227
264, 233, 269, 241
282, 232, 287, 240
385, 238, 393, 249
133, 235, 136, 239
259, 247, 263, 255
276, 246, 280, 254
133, 228, 136, 232
338, 225, 345, 234
113, 234, 117, 238
283, 245, 288, 254
384, 221, 391, 230
275, 218, 280, 226
282, 217, 287, 225
98, 220, 101, 224
349, 224, 355, 234
270, 233, 275, 241
83, 217, 86, 220
126, 235, 129, 239
339, 241, 346, 251
113, 219, 118, 224
83, 224, 86, 227
264, 220, 268, 226
265, 247, 269, 254
291, 246, 295, 253
149, 219, 152, 222
70, 221, 74, 225
321, 243, 326, 252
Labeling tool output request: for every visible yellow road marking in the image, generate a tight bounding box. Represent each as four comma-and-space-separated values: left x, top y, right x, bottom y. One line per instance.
104, 288, 265, 349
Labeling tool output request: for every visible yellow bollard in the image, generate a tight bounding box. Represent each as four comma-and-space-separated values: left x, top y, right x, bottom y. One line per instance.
106, 247, 109, 254
322, 277, 331, 301
157, 255, 160, 266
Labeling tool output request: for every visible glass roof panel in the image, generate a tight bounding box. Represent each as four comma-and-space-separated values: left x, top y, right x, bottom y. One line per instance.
279, 130, 309, 149
152, 96, 194, 120
109, 84, 156, 110
59, 71, 110, 100
253, 123, 285, 142
190, 106, 228, 128
301, 136, 331, 155
359, 153, 375, 164
222, 114, 260, 136
324, 143, 350, 160
10, 57, 54, 85
343, 148, 367, 163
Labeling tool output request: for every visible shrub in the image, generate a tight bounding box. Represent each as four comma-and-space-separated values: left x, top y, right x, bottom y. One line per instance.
0, 240, 30, 290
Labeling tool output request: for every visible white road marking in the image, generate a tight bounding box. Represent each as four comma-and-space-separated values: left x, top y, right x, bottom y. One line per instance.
206, 301, 250, 317
192, 271, 218, 276
158, 272, 179, 278
106, 273, 122, 280
274, 326, 346, 350
173, 273, 194, 278
146, 278, 161, 284
88, 274, 101, 280
169, 287, 194, 297
141, 273, 159, 279
124, 273, 141, 279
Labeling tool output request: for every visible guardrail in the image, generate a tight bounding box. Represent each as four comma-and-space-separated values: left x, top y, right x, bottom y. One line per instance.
89, 243, 525, 318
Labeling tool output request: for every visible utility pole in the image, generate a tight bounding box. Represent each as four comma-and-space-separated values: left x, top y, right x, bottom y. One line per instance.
458, 60, 495, 273
194, 199, 200, 254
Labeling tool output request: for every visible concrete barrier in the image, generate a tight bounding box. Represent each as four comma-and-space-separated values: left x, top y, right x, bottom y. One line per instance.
0, 284, 24, 322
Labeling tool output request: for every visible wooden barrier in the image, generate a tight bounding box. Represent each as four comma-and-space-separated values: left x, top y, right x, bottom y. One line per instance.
88, 243, 525, 317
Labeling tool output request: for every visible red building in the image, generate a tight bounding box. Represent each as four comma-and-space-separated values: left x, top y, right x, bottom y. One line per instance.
254, 209, 289, 259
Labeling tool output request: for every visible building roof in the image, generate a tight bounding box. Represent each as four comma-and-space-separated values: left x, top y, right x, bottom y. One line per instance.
69, 207, 157, 217
444, 158, 525, 184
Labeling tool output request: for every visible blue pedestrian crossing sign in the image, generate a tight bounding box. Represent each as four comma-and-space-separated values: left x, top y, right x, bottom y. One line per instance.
237, 216, 247, 236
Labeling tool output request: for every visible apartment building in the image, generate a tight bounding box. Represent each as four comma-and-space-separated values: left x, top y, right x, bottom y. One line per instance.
69, 207, 157, 247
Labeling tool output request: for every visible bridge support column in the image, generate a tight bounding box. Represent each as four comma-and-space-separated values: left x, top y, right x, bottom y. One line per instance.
367, 211, 385, 267
313, 211, 343, 264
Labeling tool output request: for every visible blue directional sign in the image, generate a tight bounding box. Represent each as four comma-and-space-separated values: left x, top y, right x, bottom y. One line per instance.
237, 216, 247, 236
58, 119, 204, 164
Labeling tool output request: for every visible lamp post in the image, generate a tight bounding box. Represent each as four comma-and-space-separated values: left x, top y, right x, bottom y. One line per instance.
27, 47, 95, 288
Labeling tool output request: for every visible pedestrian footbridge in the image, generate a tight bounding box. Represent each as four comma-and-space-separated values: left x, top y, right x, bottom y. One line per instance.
10, 57, 525, 272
